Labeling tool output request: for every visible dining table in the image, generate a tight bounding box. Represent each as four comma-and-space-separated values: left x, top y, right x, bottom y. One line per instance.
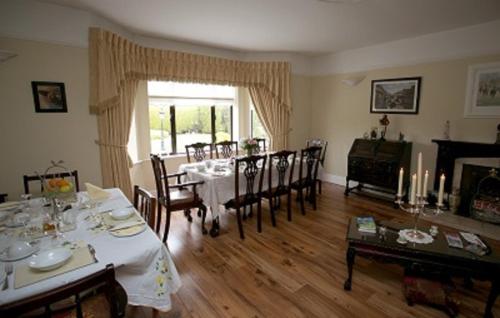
0, 188, 181, 312
178, 157, 321, 231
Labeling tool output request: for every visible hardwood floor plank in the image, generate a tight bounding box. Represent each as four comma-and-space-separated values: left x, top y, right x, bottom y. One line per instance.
132, 183, 499, 317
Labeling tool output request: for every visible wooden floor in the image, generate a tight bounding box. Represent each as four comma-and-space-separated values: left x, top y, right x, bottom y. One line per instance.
129, 183, 499, 318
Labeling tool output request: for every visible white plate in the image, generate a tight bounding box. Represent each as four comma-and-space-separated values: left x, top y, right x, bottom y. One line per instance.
0, 242, 38, 261
29, 248, 72, 272
110, 209, 134, 220
109, 223, 147, 237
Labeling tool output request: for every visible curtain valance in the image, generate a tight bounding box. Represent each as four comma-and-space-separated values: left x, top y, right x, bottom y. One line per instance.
89, 27, 291, 114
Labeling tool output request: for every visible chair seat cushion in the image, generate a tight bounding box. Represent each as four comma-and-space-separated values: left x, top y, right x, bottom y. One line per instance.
403, 276, 459, 317
169, 189, 198, 208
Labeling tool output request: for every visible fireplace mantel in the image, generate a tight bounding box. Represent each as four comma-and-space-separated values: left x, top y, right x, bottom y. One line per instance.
432, 139, 500, 192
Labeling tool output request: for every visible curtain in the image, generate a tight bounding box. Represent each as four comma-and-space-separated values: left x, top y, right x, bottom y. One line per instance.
89, 28, 291, 195
249, 86, 289, 150
95, 80, 139, 199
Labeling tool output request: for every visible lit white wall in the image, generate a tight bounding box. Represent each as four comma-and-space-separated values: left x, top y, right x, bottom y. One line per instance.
0, 37, 101, 199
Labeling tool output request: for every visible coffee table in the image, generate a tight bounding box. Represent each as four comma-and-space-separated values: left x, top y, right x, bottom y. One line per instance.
344, 217, 500, 318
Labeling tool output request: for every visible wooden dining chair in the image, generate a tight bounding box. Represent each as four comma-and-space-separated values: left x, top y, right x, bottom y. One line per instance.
262, 150, 296, 225
306, 139, 328, 194
185, 142, 213, 163
291, 146, 322, 214
150, 154, 207, 242
224, 155, 267, 239
23, 170, 80, 195
254, 138, 267, 153
0, 264, 127, 318
133, 185, 157, 234
215, 141, 238, 159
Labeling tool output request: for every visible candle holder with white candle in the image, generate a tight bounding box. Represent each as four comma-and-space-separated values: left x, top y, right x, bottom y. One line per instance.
394, 153, 445, 243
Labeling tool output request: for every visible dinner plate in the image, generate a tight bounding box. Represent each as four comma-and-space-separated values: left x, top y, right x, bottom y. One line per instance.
0, 242, 38, 261
110, 208, 134, 220
29, 248, 72, 271
109, 223, 147, 237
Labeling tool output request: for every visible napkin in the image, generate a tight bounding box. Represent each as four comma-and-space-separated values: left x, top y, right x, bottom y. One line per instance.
85, 183, 111, 201
0, 201, 19, 210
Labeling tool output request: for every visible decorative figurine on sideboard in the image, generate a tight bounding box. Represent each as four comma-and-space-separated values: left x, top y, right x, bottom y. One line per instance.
443, 120, 450, 140
370, 127, 378, 140
379, 115, 390, 140
399, 132, 405, 142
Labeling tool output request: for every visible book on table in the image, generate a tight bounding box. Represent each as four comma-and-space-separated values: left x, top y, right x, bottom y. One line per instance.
356, 216, 376, 233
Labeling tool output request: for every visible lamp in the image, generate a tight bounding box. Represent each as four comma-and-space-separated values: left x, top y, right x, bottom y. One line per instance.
0, 50, 17, 62
341, 75, 366, 87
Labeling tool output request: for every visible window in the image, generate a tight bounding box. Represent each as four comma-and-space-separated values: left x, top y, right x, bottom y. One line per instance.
250, 106, 268, 140
148, 82, 235, 154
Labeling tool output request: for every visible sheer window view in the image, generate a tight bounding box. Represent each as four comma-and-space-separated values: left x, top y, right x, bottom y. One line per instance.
250, 106, 268, 140
149, 82, 235, 154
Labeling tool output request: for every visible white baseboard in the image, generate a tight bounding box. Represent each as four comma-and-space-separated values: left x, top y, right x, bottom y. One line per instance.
320, 172, 358, 187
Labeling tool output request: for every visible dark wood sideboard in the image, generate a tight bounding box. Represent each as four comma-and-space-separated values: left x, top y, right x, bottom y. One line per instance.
345, 139, 412, 201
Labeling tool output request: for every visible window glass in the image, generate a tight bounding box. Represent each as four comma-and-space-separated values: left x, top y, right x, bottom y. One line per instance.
149, 103, 172, 155
251, 107, 268, 140
148, 82, 235, 154
176, 104, 212, 152
215, 104, 232, 142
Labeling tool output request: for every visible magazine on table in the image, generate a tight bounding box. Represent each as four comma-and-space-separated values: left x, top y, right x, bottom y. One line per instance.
356, 216, 376, 234
445, 232, 463, 249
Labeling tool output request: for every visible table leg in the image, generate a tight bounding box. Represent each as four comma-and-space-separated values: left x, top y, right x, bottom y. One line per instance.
209, 216, 220, 237
344, 247, 356, 291
484, 280, 499, 318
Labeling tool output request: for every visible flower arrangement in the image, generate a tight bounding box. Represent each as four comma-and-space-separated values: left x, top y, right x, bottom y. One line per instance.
241, 138, 259, 156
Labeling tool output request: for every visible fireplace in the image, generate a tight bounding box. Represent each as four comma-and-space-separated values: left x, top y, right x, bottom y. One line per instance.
458, 165, 499, 221
432, 139, 500, 193
433, 139, 500, 223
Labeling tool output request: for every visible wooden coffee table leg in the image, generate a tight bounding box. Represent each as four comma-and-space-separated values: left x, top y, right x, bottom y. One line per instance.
344, 246, 356, 291
484, 280, 499, 318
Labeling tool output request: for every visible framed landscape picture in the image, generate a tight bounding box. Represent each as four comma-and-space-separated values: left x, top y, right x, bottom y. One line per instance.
464, 62, 500, 118
31, 81, 68, 113
370, 77, 421, 114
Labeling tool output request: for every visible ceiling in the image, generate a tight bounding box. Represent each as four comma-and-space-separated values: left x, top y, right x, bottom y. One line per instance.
41, 0, 500, 55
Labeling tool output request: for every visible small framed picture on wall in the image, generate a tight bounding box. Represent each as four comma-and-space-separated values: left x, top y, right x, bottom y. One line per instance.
370, 77, 421, 114
31, 81, 68, 113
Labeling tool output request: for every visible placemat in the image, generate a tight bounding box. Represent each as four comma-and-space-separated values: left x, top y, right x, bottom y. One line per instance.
101, 209, 142, 228
14, 242, 96, 289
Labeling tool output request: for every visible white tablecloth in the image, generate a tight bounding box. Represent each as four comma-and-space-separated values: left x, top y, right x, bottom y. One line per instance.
0, 188, 181, 312
179, 159, 315, 219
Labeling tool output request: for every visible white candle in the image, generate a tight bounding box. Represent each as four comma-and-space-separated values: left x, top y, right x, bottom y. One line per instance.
397, 168, 404, 197
423, 170, 429, 198
438, 174, 445, 206
416, 152, 422, 197
410, 173, 417, 205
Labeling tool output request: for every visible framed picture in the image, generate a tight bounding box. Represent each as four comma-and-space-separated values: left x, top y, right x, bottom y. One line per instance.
464, 62, 500, 118
31, 81, 67, 113
370, 77, 421, 114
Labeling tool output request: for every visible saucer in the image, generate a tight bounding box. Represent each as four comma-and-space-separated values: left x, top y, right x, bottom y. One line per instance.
0, 242, 38, 261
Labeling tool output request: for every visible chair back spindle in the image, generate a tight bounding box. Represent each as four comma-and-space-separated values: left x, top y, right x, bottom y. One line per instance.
215, 141, 238, 159
185, 143, 212, 163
